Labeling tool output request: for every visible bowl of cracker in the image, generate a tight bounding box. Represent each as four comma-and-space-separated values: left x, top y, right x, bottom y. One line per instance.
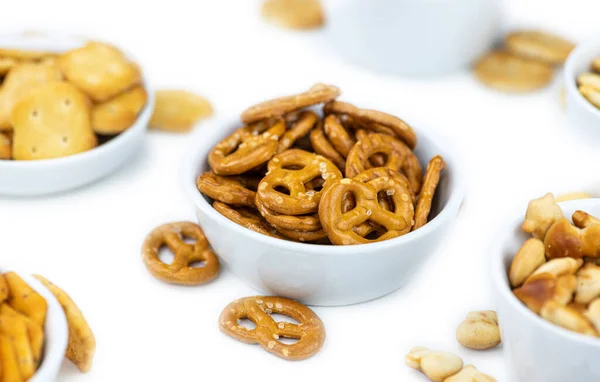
183, 83, 465, 306
0, 270, 68, 381
565, 37, 600, 139
0, 31, 154, 196
491, 195, 600, 382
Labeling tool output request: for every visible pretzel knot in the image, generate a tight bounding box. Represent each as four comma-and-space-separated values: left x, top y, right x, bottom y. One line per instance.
142, 222, 220, 285
219, 296, 326, 361
319, 177, 414, 245
257, 149, 342, 215
209, 118, 286, 175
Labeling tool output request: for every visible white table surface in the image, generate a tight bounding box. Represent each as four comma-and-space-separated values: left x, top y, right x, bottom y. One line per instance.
2, 0, 600, 380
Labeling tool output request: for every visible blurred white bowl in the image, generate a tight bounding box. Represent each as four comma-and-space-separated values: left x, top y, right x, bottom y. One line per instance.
564, 37, 600, 140
491, 199, 600, 382
183, 117, 465, 306
0, 269, 69, 382
0, 31, 154, 196
328, 0, 502, 77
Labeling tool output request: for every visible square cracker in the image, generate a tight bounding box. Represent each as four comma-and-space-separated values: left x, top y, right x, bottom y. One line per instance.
0, 61, 62, 130
58, 42, 141, 102
11, 81, 97, 160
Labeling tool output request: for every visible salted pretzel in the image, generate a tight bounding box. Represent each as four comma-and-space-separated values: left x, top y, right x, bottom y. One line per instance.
255, 197, 322, 232
324, 101, 417, 149
277, 111, 318, 153
209, 118, 286, 175
323, 114, 355, 157
142, 222, 220, 285
212, 201, 283, 238
257, 149, 342, 215
241, 83, 340, 124
319, 177, 414, 245
309, 123, 346, 169
346, 133, 423, 195
354, 129, 385, 167
413, 156, 446, 231
544, 218, 600, 259
196, 172, 257, 207
219, 296, 326, 360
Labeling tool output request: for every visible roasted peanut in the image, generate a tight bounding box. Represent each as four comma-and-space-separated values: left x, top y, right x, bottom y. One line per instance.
527, 257, 583, 282
456, 311, 501, 350
405, 347, 464, 382
509, 238, 546, 287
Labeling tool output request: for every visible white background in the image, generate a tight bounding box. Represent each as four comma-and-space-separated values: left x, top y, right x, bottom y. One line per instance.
2, 0, 600, 381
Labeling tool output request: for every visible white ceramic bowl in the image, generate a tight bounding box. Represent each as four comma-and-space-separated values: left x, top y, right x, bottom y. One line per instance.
328, 0, 502, 77
183, 117, 465, 306
564, 37, 600, 139
0, 269, 69, 382
491, 199, 600, 382
0, 31, 154, 196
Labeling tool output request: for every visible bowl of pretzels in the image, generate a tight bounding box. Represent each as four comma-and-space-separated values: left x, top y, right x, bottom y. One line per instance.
184, 84, 465, 306
0, 31, 153, 196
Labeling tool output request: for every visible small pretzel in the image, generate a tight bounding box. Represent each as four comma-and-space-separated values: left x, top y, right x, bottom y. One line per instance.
277, 111, 318, 153
354, 129, 386, 167
257, 149, 342, 215
309, 122, 346, 169
413, 156, 446, 231
212, 201, 283, 238
319, 177, 414, 245
241, 83, 340, 124
219, 296, 326, 360
255, 197, 321, 232
209, 118, 286, 175
142, 222, 220, 285
196, 172, 256, 207
323, 114, 355, 157
345, 133, 422, 194
324, 101, 417, 149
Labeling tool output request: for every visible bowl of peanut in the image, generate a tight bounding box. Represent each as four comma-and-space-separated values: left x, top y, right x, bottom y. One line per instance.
183, 84, 465, 306
492, 195, 600, 382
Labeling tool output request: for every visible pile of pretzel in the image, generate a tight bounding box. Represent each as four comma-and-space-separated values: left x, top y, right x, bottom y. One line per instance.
197, 84, 446, 245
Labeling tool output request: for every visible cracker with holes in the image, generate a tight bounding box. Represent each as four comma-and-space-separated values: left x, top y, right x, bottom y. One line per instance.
0, 61, 63, 130
58, 42, 141, 102
11, 81, 97, 160
92, 85, 147, 134
34, 275, 96, 373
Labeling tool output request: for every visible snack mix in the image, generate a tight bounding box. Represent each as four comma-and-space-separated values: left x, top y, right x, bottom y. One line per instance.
510, 193, 600, 337
0, 272, 95, 381
196, 83, 446, 245
474, 30, 574, 92
0, 41, 146, 160
576, 57, 600, 110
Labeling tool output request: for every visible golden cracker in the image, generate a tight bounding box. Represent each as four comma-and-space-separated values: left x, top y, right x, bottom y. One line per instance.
580, 84, 600, 109
0, 132, 12, 159
261, 0, 325, 30
34, 275, 96, 373
0, 313, 35, 379
0, 61, 62, 130
473, 51, 554, 92
149, 89, 212, 132
0, 48, 55, 60
578, 72, 600, 91
505, 30, 575, 65
11, 81, 97, 160
0, 304, 44, 367
0, 57, 18, 75
58, 42, 141, 102
92, 85, 147, 134
4, 272, 47, 327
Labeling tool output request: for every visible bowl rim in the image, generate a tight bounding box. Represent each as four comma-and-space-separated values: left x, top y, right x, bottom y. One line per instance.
490, 198, 600, 348
182, 115, 466, 255
0, 31, 155, 168
564, 37, 600, 119
1, 271, 70, 380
